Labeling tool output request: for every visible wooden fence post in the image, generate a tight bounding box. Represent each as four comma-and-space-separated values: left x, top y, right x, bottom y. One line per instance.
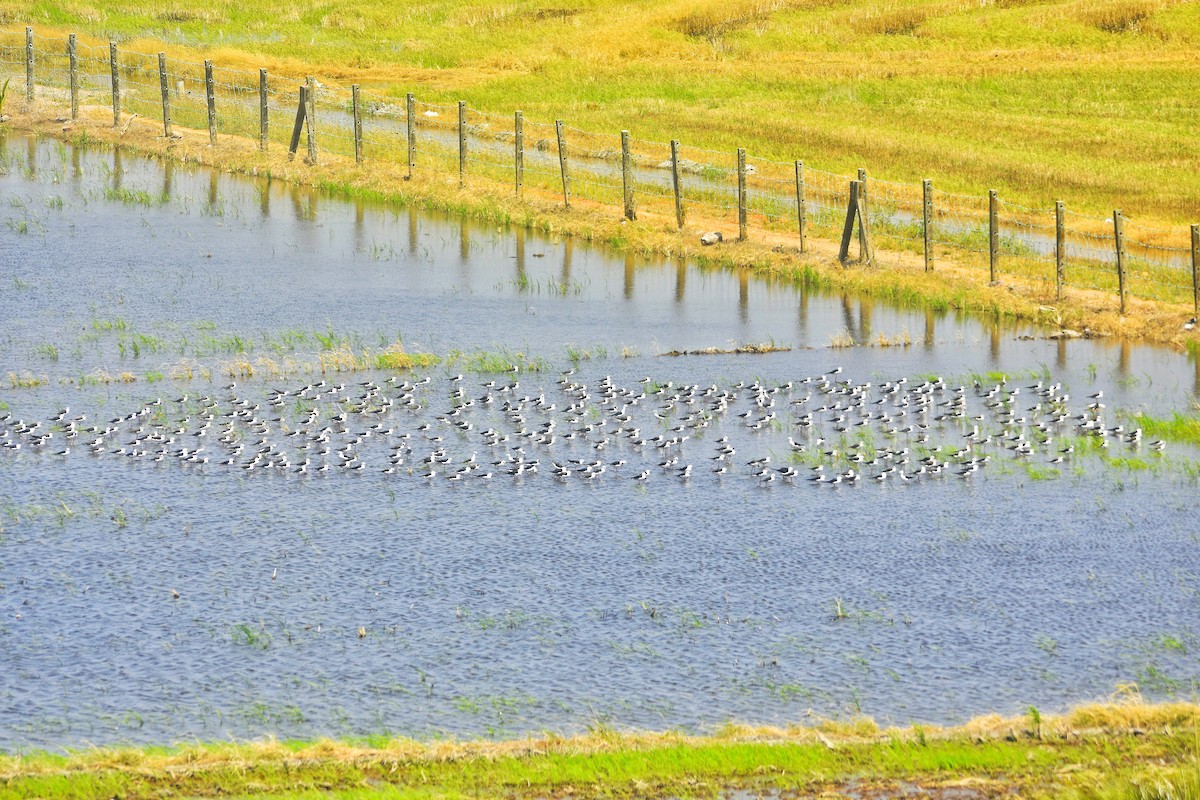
109, 42, 120, 126
1191, 224, 1199, 320
1114, 209, 1127, 315
406, 93, 416, 178
351, 84, 363, 165
305, 76, 318, 164
795, 160, 806, 253
1055, 201, 1065, 302
514, 110, 523, 198
922, 179, 933, 272
671, 140, 685, 230
737, 147, 747, 241
458, 101, 467, 187
68, 34, 78, 121
857, 167, 869, 257
258, 69, 268, 151
204, 60, 217, 144
288, 85, 307, 160
621, 130, 636, 221
839, 180, 861, 264
157, 53, 171, 139
555, 120, 570, 209
988, 189, 999, 283
24, 27, 33, 106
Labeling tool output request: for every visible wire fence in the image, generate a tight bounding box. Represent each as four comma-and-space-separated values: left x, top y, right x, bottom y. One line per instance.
4, 27, 1199, 314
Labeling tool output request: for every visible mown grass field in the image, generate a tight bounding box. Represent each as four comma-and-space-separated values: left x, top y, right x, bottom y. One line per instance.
8, 0, 1200, 226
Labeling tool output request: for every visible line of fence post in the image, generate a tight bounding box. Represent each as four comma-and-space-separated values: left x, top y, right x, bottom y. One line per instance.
621, 130, 635, 221
988, 189, 999, 283
258, 69, 268, 151
795, 161, 806, 253
157, 53, 171, 139
922, 178, 932, 272
204, 61, 217, 145
351, 84, 362, 165
1055, 201, 1065, 302
671, 140, 685, 230
514, 110, 523, 198
68, 34, 78, 120
555, 120, 570, 209
1192, 224, 1200, 320
406, 93, 416, 178
288, 85, 307, 159
737, 148, 747, 241
458, 101, 467, 187
1114, 209, 1127, 315
109, 42, 120, 127
25, 27, 33, 106
304, 76, 317, 164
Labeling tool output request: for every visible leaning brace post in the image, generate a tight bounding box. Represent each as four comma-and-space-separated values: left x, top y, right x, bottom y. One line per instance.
351, 84, 363, 165
795, 161, 807, 253
1192, 224, 1200, 320
458, 101, 467, 187
158, 52, 171, 138
857, 168, 869, 257
258, 69, 268, 151
514, 110, 524, 198
1055, 201, 1066, 302
988, 189, 999, 283
68, 34, 78, 120
109, 42, 120, 126
1114, 209, 1127, 315
287, 85, 307, 159
556, 120, 570, 209
24, 27, 33, 106
304, 76, 318, 164
621, 130, 636, 221
838, 180, 861, 264
204, 60, 217, 144
672, 140, 685, 230
737, 148, 748, 241
406, 93, 416, 178
922, 179, 933, 272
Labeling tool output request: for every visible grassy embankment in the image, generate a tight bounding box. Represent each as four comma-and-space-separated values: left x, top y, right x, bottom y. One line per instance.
0, 702, 1198, 800
3, 0, 1200, 344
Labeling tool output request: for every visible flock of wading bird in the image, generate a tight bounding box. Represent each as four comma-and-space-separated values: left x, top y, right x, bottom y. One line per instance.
0, 367, 1165, 487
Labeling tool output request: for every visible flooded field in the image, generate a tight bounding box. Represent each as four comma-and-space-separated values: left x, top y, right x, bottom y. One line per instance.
1, 133, 1198, 752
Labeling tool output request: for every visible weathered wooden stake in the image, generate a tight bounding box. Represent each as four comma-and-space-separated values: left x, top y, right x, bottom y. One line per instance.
406, 93, 416, 178
68, 34, 78, 120
287, 85, 307, 160
157, 52, 171, 139
671, 140, 685, 230
555, 120, 570, 209
204, 61, 217, 144
109, 42, 120, 126
621, 130, 636, 221
838, 180, 861, 264
857, 168, 869, 257
922, 179, 933, 272
1055, 201, 1065, 302
514, 110, 524, 198
458, 101, 467, 187
795, 161, 807, 253
1192, 224, 1200, 320
258, 69, 268, 151
737, 148, 748, 241
304, 76, 317, 164
1114, 209, 1127, 315
24, 27, 33, 105
351, 84, 363, 165
988, 189, 999, 283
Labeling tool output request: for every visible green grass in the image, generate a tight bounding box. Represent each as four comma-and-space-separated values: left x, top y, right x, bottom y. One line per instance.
1125, 411, 1200, 446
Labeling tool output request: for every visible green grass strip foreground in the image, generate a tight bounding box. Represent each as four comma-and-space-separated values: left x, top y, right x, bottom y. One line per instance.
2, 703, 1200, 800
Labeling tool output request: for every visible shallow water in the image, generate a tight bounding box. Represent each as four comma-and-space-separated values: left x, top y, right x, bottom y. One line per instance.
0, 133, 1198, 752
